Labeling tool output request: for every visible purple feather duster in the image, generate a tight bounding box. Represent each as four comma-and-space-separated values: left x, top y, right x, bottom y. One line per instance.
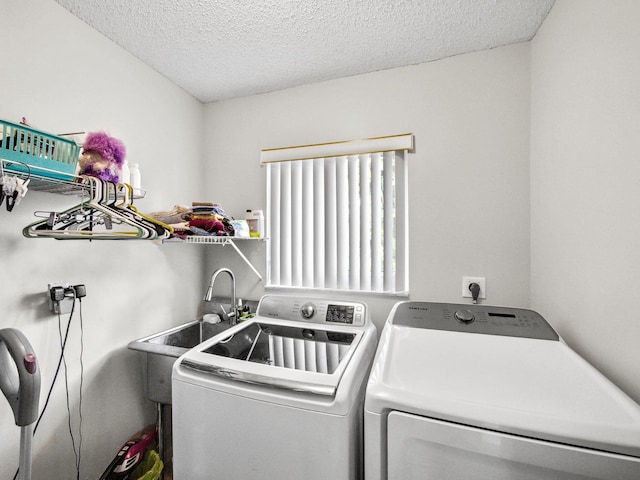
82, 131, 126, 166
78, 131, 127, 182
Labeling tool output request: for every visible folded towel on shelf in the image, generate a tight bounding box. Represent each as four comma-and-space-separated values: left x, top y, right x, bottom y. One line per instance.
191, 202, 230, 220
189, 218, 225, 232
189, 226, 227, 237
148, 205, 192, 225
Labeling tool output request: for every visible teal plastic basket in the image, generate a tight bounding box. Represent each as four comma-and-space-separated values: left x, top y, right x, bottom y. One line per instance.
0, 119, 80, 180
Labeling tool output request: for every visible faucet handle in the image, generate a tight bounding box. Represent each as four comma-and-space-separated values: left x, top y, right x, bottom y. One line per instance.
218, 303, 237, 323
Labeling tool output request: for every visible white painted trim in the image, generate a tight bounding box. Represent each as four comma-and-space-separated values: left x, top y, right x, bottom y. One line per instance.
260, 133, 414, 164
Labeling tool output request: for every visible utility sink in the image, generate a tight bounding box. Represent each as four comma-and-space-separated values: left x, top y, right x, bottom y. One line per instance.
128, 319, 233, 404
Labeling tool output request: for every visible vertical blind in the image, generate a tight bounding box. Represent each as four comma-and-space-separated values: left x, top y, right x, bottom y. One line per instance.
262, 134, 411, 294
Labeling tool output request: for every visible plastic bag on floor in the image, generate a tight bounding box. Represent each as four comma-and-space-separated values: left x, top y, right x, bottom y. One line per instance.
130, 450, 163, 480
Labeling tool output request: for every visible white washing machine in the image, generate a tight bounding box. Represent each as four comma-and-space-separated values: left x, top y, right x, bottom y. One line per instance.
365, 301, 640, 480
172, 294, 377, 480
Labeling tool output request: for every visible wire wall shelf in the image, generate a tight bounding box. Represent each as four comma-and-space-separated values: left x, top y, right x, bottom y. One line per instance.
171, 236, 265, 244
164, 236, 265, 280
2, 156, 261, 273
1, 157, 145, 198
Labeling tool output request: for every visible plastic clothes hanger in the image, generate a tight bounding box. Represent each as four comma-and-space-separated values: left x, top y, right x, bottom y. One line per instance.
93, 181, 160, 239
64, 177, 153, 239
95, 180, 157, 239
29, 206, 107, 233
22, 177, 149, 239
23, 180, 110, 237
113, 183, 173, 240
28, 180, 112, 233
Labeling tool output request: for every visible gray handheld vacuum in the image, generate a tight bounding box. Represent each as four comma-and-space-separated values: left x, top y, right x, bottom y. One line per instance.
0, 328, 41, 480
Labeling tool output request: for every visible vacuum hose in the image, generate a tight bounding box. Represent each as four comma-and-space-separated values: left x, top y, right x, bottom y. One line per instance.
0, 328, 41, 480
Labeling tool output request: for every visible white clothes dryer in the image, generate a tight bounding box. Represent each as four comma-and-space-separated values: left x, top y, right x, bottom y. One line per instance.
365, 301, 640, 480
172, 295, 377, 480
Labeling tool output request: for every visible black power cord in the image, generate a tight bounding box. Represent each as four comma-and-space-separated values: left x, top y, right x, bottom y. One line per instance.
75, 289, 85, 480
60, 289, 81, 480
62, 285, 86, 480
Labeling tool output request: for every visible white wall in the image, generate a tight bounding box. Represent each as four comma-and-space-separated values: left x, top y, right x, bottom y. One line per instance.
531, 0, 640, 402
4, 1, 637, 478
203, 42, 533, 330
0, 1, 205, 478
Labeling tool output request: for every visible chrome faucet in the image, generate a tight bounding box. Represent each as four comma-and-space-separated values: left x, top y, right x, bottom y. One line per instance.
203, 268, 237, 324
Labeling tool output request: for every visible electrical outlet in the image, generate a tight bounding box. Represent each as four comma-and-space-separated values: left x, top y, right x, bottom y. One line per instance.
462, 276, 486, 299
48, 283, 74, 314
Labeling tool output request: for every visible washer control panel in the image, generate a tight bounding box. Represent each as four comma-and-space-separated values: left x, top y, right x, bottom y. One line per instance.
257, 295, 367, 327
392, 302, 559, 340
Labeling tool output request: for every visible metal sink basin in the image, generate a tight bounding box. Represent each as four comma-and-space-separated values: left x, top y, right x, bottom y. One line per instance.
128, 319, 233, 404
130, 320, 233, 356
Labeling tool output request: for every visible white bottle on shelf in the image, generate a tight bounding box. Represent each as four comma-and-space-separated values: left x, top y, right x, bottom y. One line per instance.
120, 160, 130, 185
129, 163, 141, 191
245, 209, 264, 238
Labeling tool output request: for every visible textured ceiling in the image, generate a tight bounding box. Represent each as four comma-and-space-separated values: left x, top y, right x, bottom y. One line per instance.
54, 0, 555, 103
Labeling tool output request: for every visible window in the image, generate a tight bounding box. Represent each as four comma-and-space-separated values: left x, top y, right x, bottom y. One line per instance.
261, 134, 412, 295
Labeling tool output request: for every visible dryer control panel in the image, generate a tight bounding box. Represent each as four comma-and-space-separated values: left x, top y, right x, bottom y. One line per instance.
257, 295, 368, 327
392, 302, 559, 340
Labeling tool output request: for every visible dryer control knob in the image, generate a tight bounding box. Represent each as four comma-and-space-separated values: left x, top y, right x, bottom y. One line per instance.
454, 309, 475, 324
300, 303, 316, 319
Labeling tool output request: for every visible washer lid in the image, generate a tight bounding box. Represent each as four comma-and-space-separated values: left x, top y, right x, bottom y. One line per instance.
365, 302, 640, 458
179, 317, 367, 397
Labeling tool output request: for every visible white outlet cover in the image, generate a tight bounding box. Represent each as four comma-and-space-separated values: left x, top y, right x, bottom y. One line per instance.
462, 276, 486, 299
